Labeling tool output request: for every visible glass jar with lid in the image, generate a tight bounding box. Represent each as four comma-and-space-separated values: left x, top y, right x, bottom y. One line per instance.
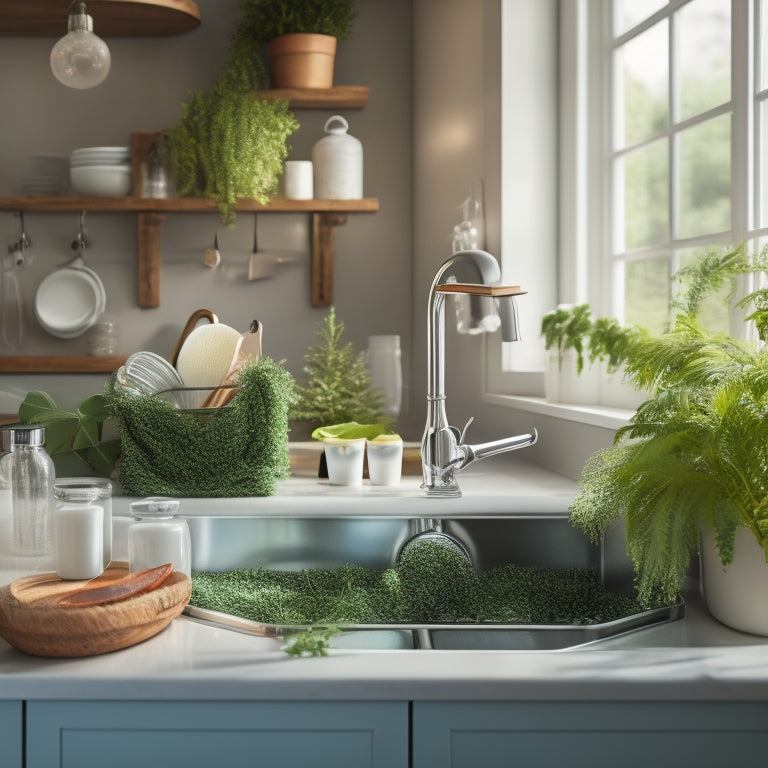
128, 497, 191, 579
53, 478, 113, 578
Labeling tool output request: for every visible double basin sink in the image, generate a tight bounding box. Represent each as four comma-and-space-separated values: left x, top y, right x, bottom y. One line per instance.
112, 460, 683, 651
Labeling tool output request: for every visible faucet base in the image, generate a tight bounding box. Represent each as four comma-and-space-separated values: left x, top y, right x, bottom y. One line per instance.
422, 483, 462, 499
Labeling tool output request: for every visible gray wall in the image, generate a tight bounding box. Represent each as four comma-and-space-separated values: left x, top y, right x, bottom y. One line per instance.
0, 0, 417, 433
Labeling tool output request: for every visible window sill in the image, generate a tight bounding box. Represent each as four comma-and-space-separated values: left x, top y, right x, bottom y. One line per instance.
482, 392, 635, 430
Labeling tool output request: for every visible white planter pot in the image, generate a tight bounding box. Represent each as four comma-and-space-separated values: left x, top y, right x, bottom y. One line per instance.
545, 353, 599, 405
701, 525, 768, 636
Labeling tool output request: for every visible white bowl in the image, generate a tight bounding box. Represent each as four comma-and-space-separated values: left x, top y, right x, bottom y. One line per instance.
70, 164, 132, 196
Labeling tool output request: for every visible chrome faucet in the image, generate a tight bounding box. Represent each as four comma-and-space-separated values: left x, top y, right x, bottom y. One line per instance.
421, 249, 538, 497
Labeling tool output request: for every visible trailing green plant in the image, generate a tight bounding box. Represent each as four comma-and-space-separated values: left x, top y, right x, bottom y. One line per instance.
18, 392, 120, 477
588, 316, 646, 373
239, 0, 358, 41
540, 304, 593, 373
291, 307, 387, 427
164, 17, 299, 224
569, 243, 768, 608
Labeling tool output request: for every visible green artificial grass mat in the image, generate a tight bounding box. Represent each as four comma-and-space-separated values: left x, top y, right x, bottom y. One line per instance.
191, 540, 642, 626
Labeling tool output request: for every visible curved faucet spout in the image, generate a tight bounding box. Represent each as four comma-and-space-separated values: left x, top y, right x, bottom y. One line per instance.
421, 250, 537, 498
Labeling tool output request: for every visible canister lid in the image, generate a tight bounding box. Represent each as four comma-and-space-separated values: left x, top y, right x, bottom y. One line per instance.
5, 425, 45, 447
54, 477, 112, 502
130, 496, 180, 519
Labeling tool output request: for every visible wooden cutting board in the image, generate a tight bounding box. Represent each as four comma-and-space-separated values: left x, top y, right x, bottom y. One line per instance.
0, 562, 190, 658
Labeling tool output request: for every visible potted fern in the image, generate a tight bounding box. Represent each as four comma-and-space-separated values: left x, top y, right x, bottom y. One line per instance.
164, 21, 299, 224
569, 242, 768, 634
239, 0, 358, 89
540, 304, 597, 404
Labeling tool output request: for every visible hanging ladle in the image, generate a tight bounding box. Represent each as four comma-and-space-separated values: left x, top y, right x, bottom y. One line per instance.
204, 233, 221, 268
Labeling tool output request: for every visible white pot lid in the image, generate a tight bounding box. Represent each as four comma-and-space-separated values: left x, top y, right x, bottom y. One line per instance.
34, 259, 106, 338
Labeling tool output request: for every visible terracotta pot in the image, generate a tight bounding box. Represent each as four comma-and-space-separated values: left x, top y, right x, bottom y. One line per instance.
267, 33, 337, 89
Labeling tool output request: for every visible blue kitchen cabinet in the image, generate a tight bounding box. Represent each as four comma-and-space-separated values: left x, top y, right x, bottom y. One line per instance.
0, 701, 22, 768
412, 701, 768, 767
26, 700, 408, 768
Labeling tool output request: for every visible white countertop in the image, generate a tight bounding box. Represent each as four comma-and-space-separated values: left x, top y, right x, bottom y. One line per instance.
1, 457, 767, 703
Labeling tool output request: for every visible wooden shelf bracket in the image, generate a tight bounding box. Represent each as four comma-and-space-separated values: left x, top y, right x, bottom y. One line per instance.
137, 211, 164, 308
311, 212, 347, 307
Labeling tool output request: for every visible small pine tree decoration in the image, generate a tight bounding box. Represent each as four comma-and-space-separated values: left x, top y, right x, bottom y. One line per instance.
292, 308, 387, 427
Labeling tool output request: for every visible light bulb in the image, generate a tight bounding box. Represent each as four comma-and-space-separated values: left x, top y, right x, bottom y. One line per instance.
50, 2, 111, 89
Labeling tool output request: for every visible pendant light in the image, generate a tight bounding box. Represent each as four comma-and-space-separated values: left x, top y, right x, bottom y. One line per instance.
50, 1, 111, 89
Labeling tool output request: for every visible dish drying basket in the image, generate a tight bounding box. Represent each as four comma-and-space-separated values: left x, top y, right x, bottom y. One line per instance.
105, 359, 294, 498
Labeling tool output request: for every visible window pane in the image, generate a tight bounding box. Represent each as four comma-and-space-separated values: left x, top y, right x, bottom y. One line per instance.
619, 139, 669, 251
675, 247, 731, 333
677, 0, 731, 121
614, 21, 669, 148
760, 0, 768, 90
759, 100, 768, 227
613, 0, 667, 36
677, 114, 731, 238
623, 256, 671, 334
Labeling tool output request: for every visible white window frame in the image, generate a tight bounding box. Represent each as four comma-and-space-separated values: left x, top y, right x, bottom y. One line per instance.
484, 0, 760, 427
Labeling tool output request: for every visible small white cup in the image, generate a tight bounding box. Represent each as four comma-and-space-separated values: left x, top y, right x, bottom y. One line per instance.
283, 160, 314, 200
324, 438, 366, 486
366, 435, 403, 486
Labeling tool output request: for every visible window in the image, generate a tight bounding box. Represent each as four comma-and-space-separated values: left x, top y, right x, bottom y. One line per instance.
488, 0, 767, 413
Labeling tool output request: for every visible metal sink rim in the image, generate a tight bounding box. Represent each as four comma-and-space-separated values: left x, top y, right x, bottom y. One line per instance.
183, 597, 685, 651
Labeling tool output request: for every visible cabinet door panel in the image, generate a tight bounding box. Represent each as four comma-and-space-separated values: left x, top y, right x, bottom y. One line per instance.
27, 700, 408, 768
413, 701, 768, 768
0, 701, 22, 768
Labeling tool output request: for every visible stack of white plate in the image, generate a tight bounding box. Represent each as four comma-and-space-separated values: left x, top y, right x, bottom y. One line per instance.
34, 256, 107, 339
70, 146, 132, 196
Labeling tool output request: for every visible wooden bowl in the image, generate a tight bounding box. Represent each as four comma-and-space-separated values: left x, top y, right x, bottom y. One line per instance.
0, 562, 190, 657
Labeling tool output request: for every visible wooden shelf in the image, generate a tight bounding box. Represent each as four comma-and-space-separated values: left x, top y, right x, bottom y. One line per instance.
0, 0, 201, 37
0, 356, 126, 373
0, 195, 379, 308
0, 196, 379, 214
253, 86, 369, 109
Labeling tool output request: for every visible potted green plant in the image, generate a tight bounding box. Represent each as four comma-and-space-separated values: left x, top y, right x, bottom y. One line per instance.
239, 0, 358, 89
164, 22, 299, 224
291, 307, 387, 430
568, 242, 768, 634
540, 304, 596, 403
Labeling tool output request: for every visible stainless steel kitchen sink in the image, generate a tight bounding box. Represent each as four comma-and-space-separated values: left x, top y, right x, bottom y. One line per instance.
173, 513, 684, 651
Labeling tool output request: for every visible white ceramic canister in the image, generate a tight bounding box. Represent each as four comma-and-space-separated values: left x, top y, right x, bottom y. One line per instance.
366, 434, 403, 486
312, 115, 363, 199
367, 335, 403, 418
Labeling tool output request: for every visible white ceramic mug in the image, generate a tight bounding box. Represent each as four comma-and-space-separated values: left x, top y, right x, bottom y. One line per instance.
324, 438, 366, 486
283, 160, 313, 200
366, 436, 403, 486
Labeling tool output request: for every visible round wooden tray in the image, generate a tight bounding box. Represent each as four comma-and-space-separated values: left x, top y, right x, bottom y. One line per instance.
0, 562, 190, 657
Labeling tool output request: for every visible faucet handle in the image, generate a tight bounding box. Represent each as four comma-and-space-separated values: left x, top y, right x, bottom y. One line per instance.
458, 416, 474, 444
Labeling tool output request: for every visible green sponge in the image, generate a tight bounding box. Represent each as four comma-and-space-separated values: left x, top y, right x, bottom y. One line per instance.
106, 358, 294, 497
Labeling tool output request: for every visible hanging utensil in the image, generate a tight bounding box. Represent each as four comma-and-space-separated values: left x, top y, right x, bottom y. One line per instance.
248, 214, 274, 281
204, 233, 221, 267
1, 254, 23, 350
